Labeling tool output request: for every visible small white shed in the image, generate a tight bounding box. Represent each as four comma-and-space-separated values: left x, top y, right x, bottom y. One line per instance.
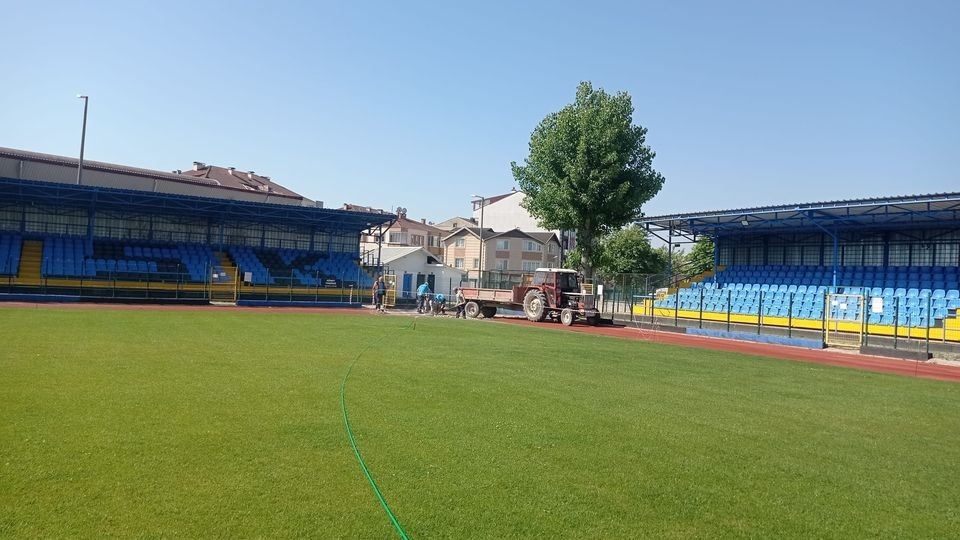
378, 246, 467, 299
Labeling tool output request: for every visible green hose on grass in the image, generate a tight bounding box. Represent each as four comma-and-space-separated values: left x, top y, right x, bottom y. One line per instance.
340, 319, 412, 539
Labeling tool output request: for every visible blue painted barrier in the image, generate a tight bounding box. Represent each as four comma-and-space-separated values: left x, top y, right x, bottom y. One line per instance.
0, 293, 81, 303
236, 300, 361, 308
685, 327, 824, 349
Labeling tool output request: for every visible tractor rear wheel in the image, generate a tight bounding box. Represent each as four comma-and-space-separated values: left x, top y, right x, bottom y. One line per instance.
480, 306, 497, 318
560, 308, 574, 326
523, 290, 548, 322
465, 301, 481, 319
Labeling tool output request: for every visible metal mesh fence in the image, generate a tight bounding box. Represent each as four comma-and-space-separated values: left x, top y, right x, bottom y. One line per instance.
591, 273, 959, 355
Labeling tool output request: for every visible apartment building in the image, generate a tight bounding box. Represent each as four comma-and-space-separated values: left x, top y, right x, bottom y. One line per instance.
359, 208, 445, 259
442, 226, 560, 284
472, 190, 576, 254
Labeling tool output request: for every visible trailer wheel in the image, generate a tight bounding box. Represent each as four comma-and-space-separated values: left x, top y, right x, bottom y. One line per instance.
480, 306, 497, 318
523, 290, 547, 322
560, 308, 574, 326
465, 301, 481, 319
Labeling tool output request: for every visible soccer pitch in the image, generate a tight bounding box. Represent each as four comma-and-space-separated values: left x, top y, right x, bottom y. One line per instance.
2, 307, 959, 538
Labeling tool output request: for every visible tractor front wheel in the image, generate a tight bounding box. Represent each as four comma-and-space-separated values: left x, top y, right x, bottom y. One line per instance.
560, 308, 574, 326
523, 290, 548, 322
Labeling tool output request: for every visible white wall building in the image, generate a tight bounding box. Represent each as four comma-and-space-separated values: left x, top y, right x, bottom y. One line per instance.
379, 246, 466, 300
473, 190, 576, 253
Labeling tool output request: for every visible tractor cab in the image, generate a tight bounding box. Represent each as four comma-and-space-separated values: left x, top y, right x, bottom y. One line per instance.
531, 268, 595, 312
532, 268, 581, 293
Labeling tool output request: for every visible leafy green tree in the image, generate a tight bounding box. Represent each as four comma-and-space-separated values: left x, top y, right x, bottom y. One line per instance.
656, 245, 674, 269
562, 244, 585, 270
595, 225, 667, 277
512, 81, 665, 278
685, 238, 715, 275
660, 238, 713, 286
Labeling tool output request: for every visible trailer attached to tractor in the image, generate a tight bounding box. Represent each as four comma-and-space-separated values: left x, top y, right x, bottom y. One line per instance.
459, 268, 600, 325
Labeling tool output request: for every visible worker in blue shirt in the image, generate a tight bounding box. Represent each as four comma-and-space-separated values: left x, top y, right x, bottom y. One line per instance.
416, 281, 431, 313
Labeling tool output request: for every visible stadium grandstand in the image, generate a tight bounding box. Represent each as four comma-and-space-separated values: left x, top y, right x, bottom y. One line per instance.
639, 193, 960, 349
0, 147, 394, 306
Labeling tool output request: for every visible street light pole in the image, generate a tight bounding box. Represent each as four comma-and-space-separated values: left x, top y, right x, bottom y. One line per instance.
472, 195, 486, 287
76, 95, 89, 185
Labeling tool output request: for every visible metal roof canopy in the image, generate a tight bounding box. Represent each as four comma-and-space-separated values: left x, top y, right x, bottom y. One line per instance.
640, 192, 960, 244
0, 177, 394, 232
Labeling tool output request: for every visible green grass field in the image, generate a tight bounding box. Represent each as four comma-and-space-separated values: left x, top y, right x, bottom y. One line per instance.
2, 307, 959, 538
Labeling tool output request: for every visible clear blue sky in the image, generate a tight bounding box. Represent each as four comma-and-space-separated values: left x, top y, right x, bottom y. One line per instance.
1, 1, 957, 223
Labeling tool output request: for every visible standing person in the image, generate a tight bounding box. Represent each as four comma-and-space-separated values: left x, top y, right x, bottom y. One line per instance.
416, 281, 431, 313
454, 287, 467, 319
374, 276, 387, 313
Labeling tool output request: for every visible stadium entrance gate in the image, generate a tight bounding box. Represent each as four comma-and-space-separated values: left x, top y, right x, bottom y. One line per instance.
824, 293, 865, 348
208, 270, 239, 304
385, 273, 397, 307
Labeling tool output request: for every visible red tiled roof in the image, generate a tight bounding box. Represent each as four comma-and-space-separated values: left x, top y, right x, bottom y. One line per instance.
0, 146, 304, 200
181, 165, 302, 198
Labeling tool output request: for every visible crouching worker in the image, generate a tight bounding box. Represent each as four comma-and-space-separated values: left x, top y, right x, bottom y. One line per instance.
433, 293, 446, 315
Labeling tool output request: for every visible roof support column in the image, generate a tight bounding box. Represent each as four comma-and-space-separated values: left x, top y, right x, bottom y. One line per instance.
832, 233, 839, 289
882, 232, 889, 268
377, 223, 389, 276
86, 194, 95, 250
713, 237, 720, 283
811, 219, 838, 290
667, 226, 673, 280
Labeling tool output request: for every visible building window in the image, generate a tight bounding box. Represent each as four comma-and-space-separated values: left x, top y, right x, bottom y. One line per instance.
428, 235, 437, 247
411, 234, 424, 246
496, 239, 510, 250
472, 258, 479, 269
495, 259, 509, 271
523, 241, 542, 252
547, 243, 556, 254
455, 238, 465, 247
454, 258, 464, 269
388, 232, 407, 244
522, 261, 538, 272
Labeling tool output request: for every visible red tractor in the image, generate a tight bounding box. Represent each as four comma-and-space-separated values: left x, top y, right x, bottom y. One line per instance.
460, 268, 600, 325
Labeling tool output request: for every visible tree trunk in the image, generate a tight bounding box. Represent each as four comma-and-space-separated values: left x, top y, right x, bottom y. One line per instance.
580, 230, 594, 280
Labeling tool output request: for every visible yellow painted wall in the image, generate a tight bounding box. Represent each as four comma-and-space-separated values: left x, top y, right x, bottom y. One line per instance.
631, 301, 960, 342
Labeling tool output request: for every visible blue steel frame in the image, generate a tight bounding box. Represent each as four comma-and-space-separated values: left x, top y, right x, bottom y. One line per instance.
641, 192, 960, 240
0, 177, 394, 251
639, 192, 960, 285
